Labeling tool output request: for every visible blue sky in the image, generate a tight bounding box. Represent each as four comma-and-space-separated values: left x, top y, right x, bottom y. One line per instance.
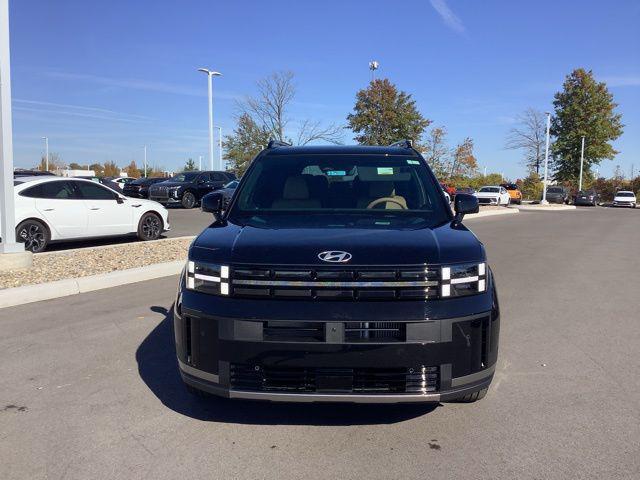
8, 0, 640, 179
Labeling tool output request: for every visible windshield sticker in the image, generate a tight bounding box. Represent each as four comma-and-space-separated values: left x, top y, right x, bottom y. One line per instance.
377, 167, 394, 175
406, 160, 420, 165
327, 170, 346, 176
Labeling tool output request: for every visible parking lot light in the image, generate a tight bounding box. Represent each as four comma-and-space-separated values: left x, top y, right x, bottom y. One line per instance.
540, 111, 551, 205
197, 68, 222, 171
579, 136, 585, 191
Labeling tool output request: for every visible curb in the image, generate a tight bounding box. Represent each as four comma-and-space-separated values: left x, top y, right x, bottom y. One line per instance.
36, 235, 196, 257
464, 208, 519, 220
514, 205, 576, 211
0, 260, 184, 309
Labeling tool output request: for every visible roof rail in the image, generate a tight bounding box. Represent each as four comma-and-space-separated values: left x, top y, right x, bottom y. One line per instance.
388, 139, 413, 148
267, 139, 292, 149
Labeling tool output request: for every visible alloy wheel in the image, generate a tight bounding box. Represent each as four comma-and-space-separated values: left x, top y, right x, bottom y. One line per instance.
17, 222, 46, 252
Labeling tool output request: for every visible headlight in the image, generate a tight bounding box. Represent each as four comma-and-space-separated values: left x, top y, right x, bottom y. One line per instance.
440, 262, 487, 297
185, 260, 230, 295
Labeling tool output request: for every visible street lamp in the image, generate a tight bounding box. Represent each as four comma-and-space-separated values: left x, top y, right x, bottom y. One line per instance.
142, 144, 147, 177
42, 136, 49, 171
541, 111, 551, 205
369, 60, 379, 82
578, 136, 585, 191
197, 67, 222, 171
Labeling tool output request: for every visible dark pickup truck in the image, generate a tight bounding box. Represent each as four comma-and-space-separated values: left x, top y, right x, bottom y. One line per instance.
148, 171, 236, 208
174, 141, 500, 403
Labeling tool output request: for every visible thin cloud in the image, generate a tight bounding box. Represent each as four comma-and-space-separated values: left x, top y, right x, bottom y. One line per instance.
13, 98, 153, 121
430, 0, 465, 33
13, 105, 150, 124
44, 71, 241, 100
601, 75, 640, 87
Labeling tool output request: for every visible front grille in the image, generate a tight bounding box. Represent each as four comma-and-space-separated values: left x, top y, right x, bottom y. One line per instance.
477, 198, 494, 204
344, 322, 405, 342
231, 266, 439, 301
230, 364, 439, 394
263, 321, 325, 342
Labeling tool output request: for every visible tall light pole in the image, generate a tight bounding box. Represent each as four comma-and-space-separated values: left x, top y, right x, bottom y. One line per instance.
369, 61, 379, 82
578, 136, 585, 191
197, 68, 222, 171
541, 111, 552, 205
143, 145, 147, 177
215, 126, 222, 170
0, 0, 28, 261
42, 136, 49, 171
198, 155, 203, 171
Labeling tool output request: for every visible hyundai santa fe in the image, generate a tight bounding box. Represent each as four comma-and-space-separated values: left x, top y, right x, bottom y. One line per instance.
174, 140, 500, 403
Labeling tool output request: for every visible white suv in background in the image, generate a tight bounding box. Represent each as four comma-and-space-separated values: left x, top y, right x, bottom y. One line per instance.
2, 176, 170, 252
612, 191, 637, 208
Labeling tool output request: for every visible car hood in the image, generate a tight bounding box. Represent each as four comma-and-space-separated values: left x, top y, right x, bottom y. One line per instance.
190, 221, 484, 266
150, 181, 187, 188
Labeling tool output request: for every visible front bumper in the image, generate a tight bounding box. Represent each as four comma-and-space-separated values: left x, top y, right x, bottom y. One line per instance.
612, 201, 635, 207
174, 274, 500, 403
477, 197, 499, 205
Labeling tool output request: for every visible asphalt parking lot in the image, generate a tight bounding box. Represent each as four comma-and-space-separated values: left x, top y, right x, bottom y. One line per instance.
1, 207, 639, 479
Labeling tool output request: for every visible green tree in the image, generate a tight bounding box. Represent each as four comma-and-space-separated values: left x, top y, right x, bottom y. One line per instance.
520, 172, 543, 200
449, 137, 477, 180
347, 78, 431, 146
183, 158, 197, 172
551, 68, 623, 183
223, 113, 270, 176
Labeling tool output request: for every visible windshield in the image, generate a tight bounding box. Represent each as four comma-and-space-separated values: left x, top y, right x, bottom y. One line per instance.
228, 154, 449, 227
479, 187, 499, 193
547, 187, 564, 193
170, 172, 199, 182
616, 192, 634, 197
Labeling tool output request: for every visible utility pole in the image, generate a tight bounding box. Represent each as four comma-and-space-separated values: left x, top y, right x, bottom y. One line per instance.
578, 136, 585, 191
198, 155, 203, 171
541, 112, 551, 205
0, 0, 30, 267
42, 136, 49, 171
483, 166, 487, 177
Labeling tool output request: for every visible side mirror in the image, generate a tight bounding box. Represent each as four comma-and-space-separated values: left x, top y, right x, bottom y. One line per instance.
201, 191, 224, 219
453, 193, 479, 223
116, 196, 125, 204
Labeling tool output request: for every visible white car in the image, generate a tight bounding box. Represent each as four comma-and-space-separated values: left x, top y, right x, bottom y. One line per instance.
474, 186, 511, 206
612, 190, 637, 208
108, 177, 136, 190
2, 176, 170, 252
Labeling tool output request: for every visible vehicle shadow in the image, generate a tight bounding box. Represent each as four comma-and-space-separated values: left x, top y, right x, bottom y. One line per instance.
136, 306, 439, 425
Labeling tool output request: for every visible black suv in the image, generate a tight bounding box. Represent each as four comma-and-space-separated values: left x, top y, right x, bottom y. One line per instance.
174, 141, 500, 403
122, 177, 166, 199
148, 171, 236, 208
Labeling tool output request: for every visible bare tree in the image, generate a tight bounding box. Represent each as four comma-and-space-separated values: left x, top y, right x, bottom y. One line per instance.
505, 108, 546, 175
421, 126, 450, 179
296, 119, 343, 145
240, 71, 343, 145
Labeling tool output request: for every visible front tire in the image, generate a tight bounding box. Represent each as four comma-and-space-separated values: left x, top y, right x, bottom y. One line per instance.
137, 212, 163, 241
16, 219, 49, 253
181, 191, 196, 209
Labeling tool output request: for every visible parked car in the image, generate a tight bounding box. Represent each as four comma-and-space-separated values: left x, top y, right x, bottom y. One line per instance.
574, 189, 599, 206
4, 176, 170, 253
474, 186, 511, 206
14, 169, 55, 177
544, 186, 571, 204
104, 176, 136, 190
440, 182, 456, 197
216, 179, 239, 208
612, 190, 637, 208
175, 141, 499, 404
148, 171, 236, 209
500, 183, 522, 205
123, 177, 166, 199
